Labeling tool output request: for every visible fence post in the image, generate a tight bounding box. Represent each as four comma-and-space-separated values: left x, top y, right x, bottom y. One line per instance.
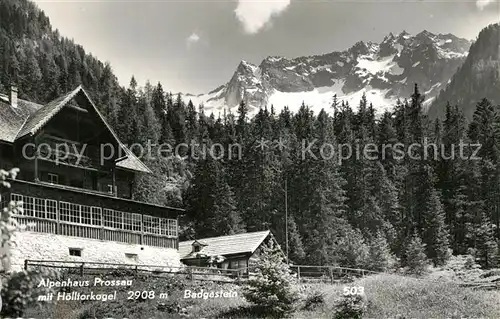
188, 267, 193, 281
297, 266, 301, 283
80, 263, 85, 276
329, 267, 333, 284
24, 259, 28, 270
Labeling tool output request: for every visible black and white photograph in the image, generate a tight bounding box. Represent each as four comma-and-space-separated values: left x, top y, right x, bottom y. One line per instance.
0, 0, 499, 318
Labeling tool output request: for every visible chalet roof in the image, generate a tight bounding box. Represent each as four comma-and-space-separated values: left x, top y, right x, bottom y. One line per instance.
0, 95, 43, 143
0, 86, 151, 174
178, 230, 271, 260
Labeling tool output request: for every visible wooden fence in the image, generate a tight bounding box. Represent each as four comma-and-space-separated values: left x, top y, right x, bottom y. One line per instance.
24, 260, 500, 290
290, 264, 380, 284
24, 259, 249, 283
24, 259, 381, 284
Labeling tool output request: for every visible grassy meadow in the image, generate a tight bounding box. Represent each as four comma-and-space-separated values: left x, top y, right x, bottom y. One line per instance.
19, 269, 500, 319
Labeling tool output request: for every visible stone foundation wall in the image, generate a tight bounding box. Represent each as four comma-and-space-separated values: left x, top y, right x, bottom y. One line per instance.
7, 231, 181, 272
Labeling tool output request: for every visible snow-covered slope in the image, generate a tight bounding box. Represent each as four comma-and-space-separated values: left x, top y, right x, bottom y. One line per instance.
184, 30, 471, 116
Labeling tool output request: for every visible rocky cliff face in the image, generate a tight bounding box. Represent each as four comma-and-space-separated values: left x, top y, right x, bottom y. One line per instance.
428, 23, 500, 120
186, 30, 471, 116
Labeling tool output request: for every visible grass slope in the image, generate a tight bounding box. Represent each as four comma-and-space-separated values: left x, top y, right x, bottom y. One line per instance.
22, 271, 500, 318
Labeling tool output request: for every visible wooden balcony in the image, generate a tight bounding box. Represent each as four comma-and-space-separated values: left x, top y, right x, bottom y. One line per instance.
1, 180, 182, 249
36, 136, 102, 171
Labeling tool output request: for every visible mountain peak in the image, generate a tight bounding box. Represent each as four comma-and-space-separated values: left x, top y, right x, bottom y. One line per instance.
185, 29, 472, 117
236, 60, 257, 73
398, 30, 410, 37
384, 32, 396, 41
417, 30, 435, 37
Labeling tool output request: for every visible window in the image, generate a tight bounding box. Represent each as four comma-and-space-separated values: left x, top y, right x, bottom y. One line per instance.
60, 202, 81, 223
193, 245, 201, 253
229, 260, 239, 269
103, 209, 123, 229
10, 194, 57, 220
143, 215, 178, 237
229, 259, 247, 270
60, 202, 101, 226
48, 173, 58, 184
123, 212, 141, 232
69, 248, 82, 257
107, 184, 114, 194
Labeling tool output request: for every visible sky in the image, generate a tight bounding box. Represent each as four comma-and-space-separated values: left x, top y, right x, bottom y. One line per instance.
34, 0, 500, 94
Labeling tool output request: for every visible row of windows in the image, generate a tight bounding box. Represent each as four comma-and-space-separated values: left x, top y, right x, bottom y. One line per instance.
143, 215, 178, 237
12, 194, 57, 220
10, 194, 177, 237
103, 208, 142, 232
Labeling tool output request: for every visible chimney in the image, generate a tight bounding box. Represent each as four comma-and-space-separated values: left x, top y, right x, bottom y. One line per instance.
9, 85, 18, 108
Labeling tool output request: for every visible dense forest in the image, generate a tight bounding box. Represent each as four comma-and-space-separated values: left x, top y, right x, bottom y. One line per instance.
1, 0, 499, 269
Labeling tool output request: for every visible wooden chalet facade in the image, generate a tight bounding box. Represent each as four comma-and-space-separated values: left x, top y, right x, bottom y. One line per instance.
0, 85, 182, 271
178, 231, 281, 274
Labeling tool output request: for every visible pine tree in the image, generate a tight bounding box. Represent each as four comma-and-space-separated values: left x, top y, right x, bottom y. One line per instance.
284, 216, 306, 264
151, 82, 166, 120
236, 100, 249, 142
473, 212, 499, 269
21, 45, 41, 100
165, 93, 187, 151
185, 149, 244, 237
243, 239, 299, 316
367, 231, 394, 271
98, 62, 119, 128
336, 228, 369, 268
40, 52, 60, 101
185, 99, 199, 144
468, 98, 500, 239
116, 77, 139, 145
403, 232, 428, 275
136, 92, 161, 146
418, 165, 451, 266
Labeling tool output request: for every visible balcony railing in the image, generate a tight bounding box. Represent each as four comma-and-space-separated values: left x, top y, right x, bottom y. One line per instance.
37, 145, 98, 170
7, 193, 178, 249
36, 135, 103, 170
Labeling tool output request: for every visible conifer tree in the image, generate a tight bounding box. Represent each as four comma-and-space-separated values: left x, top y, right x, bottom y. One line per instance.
336, 228, 369, 268
468, 98, 500, 239
243, 239, 298, 316
473, 212, 499, 269
367, 231, 394, 271
98, 62, 118, 128
185, 99, 199, 144
236, 100, 249, 142
169, 93, 187, 148
403, 232, 428, 275
116, 77, 139, 145
185, 147, 244, 237
284, 216, 306, 264
417, 165, 451, 266
151, 82, 166, 120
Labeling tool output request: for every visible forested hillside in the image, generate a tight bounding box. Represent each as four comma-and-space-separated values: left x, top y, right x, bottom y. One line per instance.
1, 0, 499, 269
182, 88, 500, 270
0, 0, 188, 207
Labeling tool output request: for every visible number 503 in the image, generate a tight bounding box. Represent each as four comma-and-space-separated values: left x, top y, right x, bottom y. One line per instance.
343, 286, 364, 295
